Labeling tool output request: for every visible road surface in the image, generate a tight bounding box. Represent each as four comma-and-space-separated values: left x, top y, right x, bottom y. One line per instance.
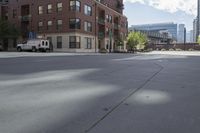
0, 52, 200, 133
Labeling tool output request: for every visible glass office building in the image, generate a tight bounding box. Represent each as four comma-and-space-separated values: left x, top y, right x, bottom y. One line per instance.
130, 23, 178, 40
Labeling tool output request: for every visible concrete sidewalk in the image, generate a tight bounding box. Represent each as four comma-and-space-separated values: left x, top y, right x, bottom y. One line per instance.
0, 52, 104, 58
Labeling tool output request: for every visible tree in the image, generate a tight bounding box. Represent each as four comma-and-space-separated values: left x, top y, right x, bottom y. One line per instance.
116, 37, 124, 47
127, 32, 148, 52
0, 19, 20, 40
197, 36, 200, 45
136, 32, 148, 50
0, 19, 20, 49
0, 19, 10, 40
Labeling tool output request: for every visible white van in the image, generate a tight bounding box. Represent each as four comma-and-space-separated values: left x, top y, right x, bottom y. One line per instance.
17, 39, 50, 52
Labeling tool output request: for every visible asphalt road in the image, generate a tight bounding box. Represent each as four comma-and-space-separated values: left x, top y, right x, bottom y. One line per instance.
0, 52, 200, 133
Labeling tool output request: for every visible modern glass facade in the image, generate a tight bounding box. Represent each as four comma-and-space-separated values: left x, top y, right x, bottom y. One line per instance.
178, 24, 185, 43
197, 0, 200, 40
130, 23, 178, 40
193, 18, 197, 42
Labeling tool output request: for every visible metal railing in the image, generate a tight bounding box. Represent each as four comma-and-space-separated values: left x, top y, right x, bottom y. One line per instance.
98, 18, 105, 25
98, 32, 105, 39
21, 15, 31, 21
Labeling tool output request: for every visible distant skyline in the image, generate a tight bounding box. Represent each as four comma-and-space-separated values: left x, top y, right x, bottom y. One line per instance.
124, 0, 197, 31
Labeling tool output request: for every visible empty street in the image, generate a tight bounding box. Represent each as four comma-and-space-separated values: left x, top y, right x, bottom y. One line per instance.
0, 52, 200, 133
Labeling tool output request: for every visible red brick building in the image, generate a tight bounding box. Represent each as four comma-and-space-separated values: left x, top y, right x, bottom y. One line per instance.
8, 0, 128, 52
0, 0, 8, 51
0, 0, 8, 20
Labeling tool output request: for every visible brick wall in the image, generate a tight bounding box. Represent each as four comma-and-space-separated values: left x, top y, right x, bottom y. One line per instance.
0, 5, 2, 18
8, 0, 127, 36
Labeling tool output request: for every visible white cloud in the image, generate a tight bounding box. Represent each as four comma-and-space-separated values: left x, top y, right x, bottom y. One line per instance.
124, 0, 197, 16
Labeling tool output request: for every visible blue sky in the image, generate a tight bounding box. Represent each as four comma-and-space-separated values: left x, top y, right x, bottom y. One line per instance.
124, 0, 197, 31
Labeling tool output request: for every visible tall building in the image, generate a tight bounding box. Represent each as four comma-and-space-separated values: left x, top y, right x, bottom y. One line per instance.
178, 24, 186, 43
7, 0, 128, 52
130, 22, 178, 41
184, 27, 186, 43
197, 0, 200, 40
193, 18, 198, 42
189, 30, 194, 43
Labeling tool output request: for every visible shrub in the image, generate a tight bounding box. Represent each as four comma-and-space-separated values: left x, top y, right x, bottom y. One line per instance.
161, 48, 166, 51
143, 48, 153, 52
147, 48, 153, 51
99, 48, 108, 53
175, 48, 183, 51
188, 48, 194, 51
169, 48, 175, 51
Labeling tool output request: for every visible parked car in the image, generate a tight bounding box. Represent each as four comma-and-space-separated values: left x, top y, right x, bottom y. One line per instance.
17, 39, 50, 52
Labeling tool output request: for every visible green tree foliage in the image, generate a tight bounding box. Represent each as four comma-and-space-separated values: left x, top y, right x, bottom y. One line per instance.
116, 38, 124, 47
197, 36, 200, 45
0, 19, 20, 41
127, 32, 148, 51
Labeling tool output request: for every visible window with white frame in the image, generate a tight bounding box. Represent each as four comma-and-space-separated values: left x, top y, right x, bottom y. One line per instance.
84, 21, 92, 32
57, 3, 62, 12
84, 5, 92, 16
85, 37, 92, 49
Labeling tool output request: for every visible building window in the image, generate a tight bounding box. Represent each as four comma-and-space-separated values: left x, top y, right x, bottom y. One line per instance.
85, 37, 92, 49
57, 20, 62, 30
12, 9, 17, 18
84, 5, 92, 16
38, 21, 43, 32
106, 15, 112, 23
38, 6, 43, 15
69, 19, 80, 29
47, 21, 52, 30
57, 3, 62, 12
69, 36, 80, 48
109, 16, 112, 23
47, 4, 52, 14
70, 0, 80, 12
57, 36, 62, 48
106, 27, 109, 35
84, 21, 92, 32
106, 15, 108, 22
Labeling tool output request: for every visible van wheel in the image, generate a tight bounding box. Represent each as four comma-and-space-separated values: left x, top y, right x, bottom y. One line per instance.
32, 47, 37, 52
17, 47, 22, 52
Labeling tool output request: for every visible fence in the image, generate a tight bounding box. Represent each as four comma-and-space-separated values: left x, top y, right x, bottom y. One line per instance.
148, 43, 200, 51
